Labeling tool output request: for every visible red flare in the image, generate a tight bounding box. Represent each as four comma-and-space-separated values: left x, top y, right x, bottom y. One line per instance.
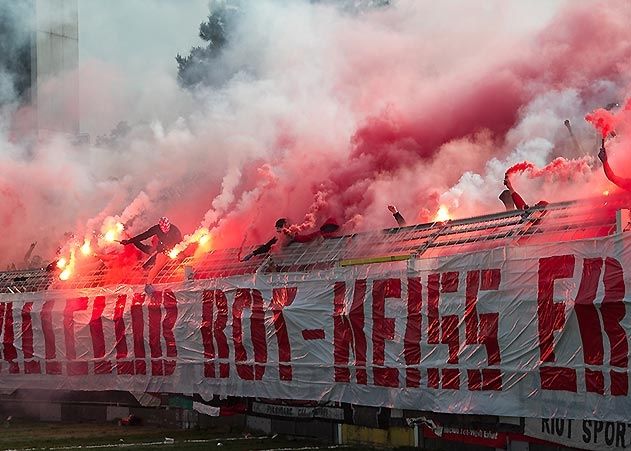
585, 108, 616, 138
506, 157, 591, 182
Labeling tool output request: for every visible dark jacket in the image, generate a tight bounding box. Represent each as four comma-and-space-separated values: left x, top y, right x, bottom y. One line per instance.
127, 224, 182, 252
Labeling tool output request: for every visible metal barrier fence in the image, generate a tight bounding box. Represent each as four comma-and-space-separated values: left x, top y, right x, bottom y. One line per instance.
0, 195, 625, 294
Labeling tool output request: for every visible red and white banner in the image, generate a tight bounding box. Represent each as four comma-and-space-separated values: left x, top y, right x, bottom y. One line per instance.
0, 233, 629, 421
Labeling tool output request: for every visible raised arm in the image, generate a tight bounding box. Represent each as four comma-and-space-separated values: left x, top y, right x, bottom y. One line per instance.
388, 205, 407, 226
599, 147, 631, 192
124, 225, 160, 244
504, 176, 528, 210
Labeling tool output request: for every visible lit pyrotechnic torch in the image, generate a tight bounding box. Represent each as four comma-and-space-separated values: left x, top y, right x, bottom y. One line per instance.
169, 228, 212, 260
433, 205, 451, 222
198, 233, 210, 246
80, 239, 92, 256
103, 222, 124, 243
59, 250, 76, 281
59, 267, 72, 281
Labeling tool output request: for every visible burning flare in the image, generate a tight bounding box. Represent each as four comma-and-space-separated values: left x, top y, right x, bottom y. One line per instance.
434, 205, 451, 222
80, 239, 92, 256
103, 222, 124, 243
169, 227, 213, 259
58, 250, 76, 281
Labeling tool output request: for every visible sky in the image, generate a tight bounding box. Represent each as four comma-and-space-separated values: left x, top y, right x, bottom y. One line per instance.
75, 0, 572, 136
77, 0, 209, 135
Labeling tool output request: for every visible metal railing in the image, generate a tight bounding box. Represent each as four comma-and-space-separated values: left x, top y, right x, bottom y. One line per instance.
0, 195, 624, 294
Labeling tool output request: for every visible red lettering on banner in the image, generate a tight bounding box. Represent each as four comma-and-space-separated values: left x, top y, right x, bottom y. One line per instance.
0, 302, 17, 374
233, 289, 267, 380
130, 293, 147, 375
89, 296, 111, 374
21, 302, 40, 374
64, 297, 89, 376
41, 300, 61, 374
427, 274, 440, 344
148, 292, 162, 364
537, 255, 577, 392
372, 278, 401, 387
113, 295, 133, 375
404, 278, 422, 387
202, 289, 230, 378
465, 269, 502, 391
540, 366, 577, 392
162, 290, 178, 359
602, 258, 627, 395
575, 258, 605, 393
147, 290, 178, 376
271, 287, 297, 381
538, 255, 574, 362
426, 271, 464, 390
441, 315, 459, 364
551, 256, 627, 395
442, 367, 460, 389
333, 280, 367, 384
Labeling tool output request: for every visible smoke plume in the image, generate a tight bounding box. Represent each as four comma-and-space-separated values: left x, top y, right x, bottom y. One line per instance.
2, 0, 631, 269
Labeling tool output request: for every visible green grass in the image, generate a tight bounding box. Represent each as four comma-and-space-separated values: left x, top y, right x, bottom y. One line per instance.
0, 420, 360, 451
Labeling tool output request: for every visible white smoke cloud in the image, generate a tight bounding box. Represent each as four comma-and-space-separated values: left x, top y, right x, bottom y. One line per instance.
2, 0, 629, 269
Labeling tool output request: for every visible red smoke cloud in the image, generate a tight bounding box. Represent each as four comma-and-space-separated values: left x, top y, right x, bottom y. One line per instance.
97, 0, 631, 255
506, 157, 593, 182
263, 0, 631, 235
585, 108, 617, 138
4, 0, 631, 267
585, 99, 631, 138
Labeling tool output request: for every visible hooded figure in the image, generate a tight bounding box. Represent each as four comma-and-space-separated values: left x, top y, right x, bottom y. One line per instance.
121, 217, 182, 292
240, 217, 295, 261
121, 217, 182, 253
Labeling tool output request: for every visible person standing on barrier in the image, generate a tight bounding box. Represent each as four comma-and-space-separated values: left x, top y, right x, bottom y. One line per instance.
120, 216, 182, 293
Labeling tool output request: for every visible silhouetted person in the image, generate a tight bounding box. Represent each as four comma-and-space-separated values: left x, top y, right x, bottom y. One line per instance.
504, 176, 548, 210
292, 218, 340, 243
241, 237, 278, 261
120, 217, 182, 291
499, 190, 517, 211
274, 218, 295, 248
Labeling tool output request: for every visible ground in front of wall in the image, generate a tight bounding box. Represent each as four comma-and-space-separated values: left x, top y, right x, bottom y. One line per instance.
0, 419, 377, 451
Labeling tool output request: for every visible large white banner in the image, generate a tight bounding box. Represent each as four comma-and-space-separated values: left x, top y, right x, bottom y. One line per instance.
0, 233, 629, 421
